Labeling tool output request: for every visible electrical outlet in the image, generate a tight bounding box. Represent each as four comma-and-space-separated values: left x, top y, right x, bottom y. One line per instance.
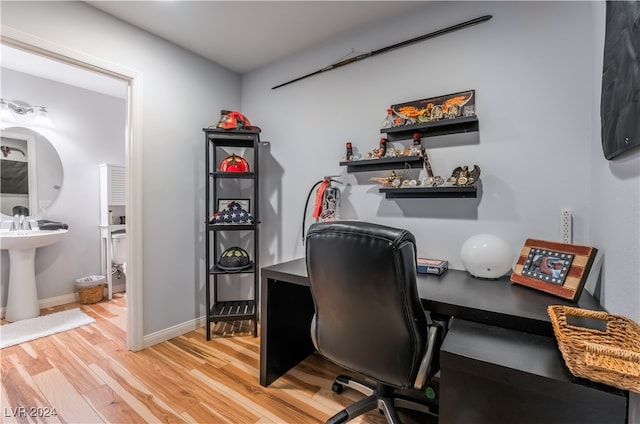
561, 210, 572, 243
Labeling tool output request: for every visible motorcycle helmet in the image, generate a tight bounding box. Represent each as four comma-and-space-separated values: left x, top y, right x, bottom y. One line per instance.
219, 154, 250, 172
217, 246, 251, 272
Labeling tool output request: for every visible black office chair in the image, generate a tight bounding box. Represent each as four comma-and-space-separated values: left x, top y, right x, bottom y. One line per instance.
305, 221, 443, 424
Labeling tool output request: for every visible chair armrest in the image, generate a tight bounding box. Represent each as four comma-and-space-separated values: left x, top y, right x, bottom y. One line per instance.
414, 325, 439, 390
310, 314, 319, 351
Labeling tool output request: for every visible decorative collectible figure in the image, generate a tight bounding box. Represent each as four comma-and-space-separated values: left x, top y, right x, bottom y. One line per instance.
450, 165, 481, 185
346, 142, 353, 161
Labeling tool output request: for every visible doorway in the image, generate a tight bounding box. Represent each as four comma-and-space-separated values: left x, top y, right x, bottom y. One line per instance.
0, 30, 143, 350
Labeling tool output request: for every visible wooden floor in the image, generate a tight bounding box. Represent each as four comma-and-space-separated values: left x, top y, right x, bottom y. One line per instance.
1, 295, 434, 423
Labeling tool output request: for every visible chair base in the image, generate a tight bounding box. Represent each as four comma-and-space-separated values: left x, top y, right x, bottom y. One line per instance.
327, 374, 438, 424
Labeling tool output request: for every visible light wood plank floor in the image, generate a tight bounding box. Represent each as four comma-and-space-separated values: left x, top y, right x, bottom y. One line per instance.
1, 295, 434, 423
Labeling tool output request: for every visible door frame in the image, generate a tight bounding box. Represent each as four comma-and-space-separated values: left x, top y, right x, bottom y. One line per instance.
1, 25, 144, 351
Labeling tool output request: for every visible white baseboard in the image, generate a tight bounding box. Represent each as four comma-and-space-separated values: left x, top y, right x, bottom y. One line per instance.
1, 293, 204, 349
143, 316, 206, 348
1, 293, 78, 318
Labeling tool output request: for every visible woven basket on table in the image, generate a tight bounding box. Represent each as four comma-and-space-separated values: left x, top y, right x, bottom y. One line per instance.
78, 284, 104, 304
548, 305, 640, 393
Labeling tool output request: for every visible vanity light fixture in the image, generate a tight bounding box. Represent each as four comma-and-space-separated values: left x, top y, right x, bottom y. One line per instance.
0, 98, 52, 127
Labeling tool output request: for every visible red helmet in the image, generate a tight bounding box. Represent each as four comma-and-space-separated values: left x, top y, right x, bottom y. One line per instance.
216, 110, 252, 130
219, 154, 250, 172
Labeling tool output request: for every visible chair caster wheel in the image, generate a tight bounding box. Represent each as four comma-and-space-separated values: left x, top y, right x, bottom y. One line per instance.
332, 382, 344, 394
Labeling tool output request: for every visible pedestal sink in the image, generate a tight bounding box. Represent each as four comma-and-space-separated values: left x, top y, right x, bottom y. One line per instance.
0, 229, 68, 322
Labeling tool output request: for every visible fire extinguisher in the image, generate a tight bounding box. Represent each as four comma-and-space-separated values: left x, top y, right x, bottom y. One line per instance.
302, 176, 342, 243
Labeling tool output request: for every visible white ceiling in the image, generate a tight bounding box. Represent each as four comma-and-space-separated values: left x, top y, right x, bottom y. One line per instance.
85, 1, 427, 73
1, 1, 427, 99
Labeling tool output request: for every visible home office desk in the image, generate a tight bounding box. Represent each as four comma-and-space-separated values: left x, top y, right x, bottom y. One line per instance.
260, 258, 628, 423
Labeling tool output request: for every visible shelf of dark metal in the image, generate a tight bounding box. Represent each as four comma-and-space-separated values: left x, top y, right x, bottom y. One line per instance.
340, 155, 424, 173
381, 115, 478, 142
379, 183, 478, 199
209, 300, 256, 323
209, 263, 256, 275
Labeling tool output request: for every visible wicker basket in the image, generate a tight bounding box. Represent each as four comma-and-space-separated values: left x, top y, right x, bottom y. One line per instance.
77, 284, 105, 304
548, 305, 640, 393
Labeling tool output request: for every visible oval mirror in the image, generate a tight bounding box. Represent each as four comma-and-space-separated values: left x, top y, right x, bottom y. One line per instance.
0, 127, 63, 216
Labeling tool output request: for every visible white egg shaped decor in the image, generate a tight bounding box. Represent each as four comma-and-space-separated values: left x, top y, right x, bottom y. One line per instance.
460, 234, 514, 279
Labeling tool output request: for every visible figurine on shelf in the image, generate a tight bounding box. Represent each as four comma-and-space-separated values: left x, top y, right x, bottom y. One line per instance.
381, 109, 394, 129
450, 165, 481, 186
346, 142, 353, 161
370, 170, 399, 187
372, 138, 387, 158
411, 133, 422, 156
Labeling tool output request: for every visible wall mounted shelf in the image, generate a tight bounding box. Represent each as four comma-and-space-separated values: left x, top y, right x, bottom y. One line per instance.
379, 184, 478, 199
381, 115, 478, 142
339, 155, 423, 173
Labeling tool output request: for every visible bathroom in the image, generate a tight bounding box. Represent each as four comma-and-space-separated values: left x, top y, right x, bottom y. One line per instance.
0, 46, 128, 313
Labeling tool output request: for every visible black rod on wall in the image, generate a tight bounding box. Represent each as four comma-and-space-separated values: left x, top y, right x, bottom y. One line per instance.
272, 15, 493, 90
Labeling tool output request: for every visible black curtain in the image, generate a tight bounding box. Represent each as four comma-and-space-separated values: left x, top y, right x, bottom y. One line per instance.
601, 1, 640, 160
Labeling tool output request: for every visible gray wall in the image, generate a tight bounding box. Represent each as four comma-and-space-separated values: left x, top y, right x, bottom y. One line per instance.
244, 1, 639, 322
242, 2, 639, 418
0, 69, 126, 305
1, 1, 241, 334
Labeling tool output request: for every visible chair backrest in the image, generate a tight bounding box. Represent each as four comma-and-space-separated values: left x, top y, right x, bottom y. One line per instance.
305, 221, 429, 388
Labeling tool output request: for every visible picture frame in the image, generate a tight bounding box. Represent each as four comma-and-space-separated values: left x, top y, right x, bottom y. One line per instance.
511, 238, 597, 301
217, 198, 250, 213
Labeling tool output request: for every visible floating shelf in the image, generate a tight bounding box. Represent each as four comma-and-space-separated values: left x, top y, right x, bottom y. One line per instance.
381, 115, 478, 142
379, 184, 478, 199
340, 155, 424, 172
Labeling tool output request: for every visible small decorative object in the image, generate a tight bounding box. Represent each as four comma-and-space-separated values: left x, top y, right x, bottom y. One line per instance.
409, 179, 417, 186
402, 179, 410, 187
381, 108, 395, 129
417, 258, 448, 275
430, 105, 443, 121
450, 165, 481, 186
460, 234, 514, 279
410, 133, 422, 156
463, 105, 476, 117
219, 153, 250, 172
346, 142, 353, 161
370, 170, 399, 187
379, 138, 387, 157
372, 138, 387, 158
217, 246, 252, 272
210, 200, 254, 224
511, 239, 598, 301
390, 90, 475, 124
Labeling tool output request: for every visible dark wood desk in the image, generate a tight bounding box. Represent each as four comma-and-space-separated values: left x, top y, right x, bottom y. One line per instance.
260, 258, 628, 422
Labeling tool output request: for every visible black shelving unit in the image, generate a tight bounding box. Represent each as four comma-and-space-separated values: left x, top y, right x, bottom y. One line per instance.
340, 115, 480, 199
204, 128, 260, 339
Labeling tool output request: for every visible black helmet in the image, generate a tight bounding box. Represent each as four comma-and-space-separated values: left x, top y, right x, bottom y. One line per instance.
217, 247, 251, 272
